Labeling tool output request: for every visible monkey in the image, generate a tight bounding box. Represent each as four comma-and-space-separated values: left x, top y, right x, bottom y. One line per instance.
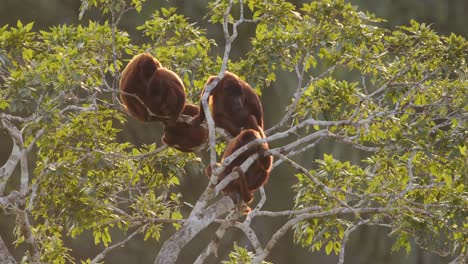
206, 129, 272, 207
192, 71, 264, 137
162, 104, 208, 152
119, 53, 185, 123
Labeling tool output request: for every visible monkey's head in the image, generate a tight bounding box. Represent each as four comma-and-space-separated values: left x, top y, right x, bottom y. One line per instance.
224, 78, 244, 112
137, 53, 160, 84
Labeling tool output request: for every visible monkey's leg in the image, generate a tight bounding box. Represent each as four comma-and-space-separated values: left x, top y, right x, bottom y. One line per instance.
233, 167, 253, 204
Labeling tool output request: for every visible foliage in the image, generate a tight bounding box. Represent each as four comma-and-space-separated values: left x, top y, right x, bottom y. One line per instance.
222, 243, 272, 264
0, 0, 466, 263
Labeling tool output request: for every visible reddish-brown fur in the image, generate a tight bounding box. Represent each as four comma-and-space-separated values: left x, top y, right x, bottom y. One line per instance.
162, 104, 208, 152
119, 53, 185, 122
192, 71, 264, 137
206, 129, 272, 205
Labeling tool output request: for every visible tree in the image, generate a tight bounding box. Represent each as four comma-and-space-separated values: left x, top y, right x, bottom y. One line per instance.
0, 0, 466, 263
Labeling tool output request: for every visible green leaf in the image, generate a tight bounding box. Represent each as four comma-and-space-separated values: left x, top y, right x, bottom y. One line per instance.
459, 145, 466, 156
93, 230, 101, 245
171, 211, 182, 220
323, 154, 333, 164
170, 176, 180, 185
25, 22, 34, 31
325, 241, 333, 255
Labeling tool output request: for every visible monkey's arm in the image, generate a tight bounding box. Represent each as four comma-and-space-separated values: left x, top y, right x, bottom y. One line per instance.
243, 115, 263, 134
245, 89, 264, 129
213, 111, 241, 136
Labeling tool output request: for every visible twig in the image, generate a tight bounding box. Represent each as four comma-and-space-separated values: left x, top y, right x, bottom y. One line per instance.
338, 219, 370, 264
252, 207, 386, 263
269, 150, 353, 210
266, 63, 339, 134
272, 137, 324, 168
0, 191, 22, 208
367, 67, 411, 98
388, 151, 418, 206
91, 225, 146, 264
273, 129, 329, 156
194, 210, 243, 264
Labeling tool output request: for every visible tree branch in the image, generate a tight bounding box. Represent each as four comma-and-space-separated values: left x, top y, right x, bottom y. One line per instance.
338, 219, 370, 264
17, 210, 40, 263
270, 150, 353, 210
194, 209, 244, 264
0, 143, 20, 195
154, 196, 235, 264
252, 207, 386, 263
266, 63, 339, 134
91, 225, 146, 264
0, 235, 16, 264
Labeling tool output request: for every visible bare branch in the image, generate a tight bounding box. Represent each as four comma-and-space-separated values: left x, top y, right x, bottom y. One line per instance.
252, 207, 386, 264
234, 222, 264, 255
18, 148, 29, 196
17, 210, 40, 263
1, 119, 23, 148
270, 150, 352, 209
449, 252, 468, 264
254, 206, 322, 218
214, 152, 259, 195
367, 67, 412, 98
154, 196, 235, 264
0, 191, 22, 208
0, 235, 16, 264
91, 225, 146, 264
0, 143, 20, 195
338, 219, 370, 264
0, 113, 35, 123
194, 209, 244, 264
244, 187, 267, 225
266, 63, 339, 134
60, 104, 97, 114
273, 129, 329, 157
388, 150, 418, 206
272, 137, 324, 168
328, 133, 379, 152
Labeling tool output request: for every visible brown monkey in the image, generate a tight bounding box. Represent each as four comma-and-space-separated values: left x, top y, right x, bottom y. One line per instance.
192, 71, 264, 137
119, 53, 185, 122
206, 129, 272, 206
162, 104, 208, 152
